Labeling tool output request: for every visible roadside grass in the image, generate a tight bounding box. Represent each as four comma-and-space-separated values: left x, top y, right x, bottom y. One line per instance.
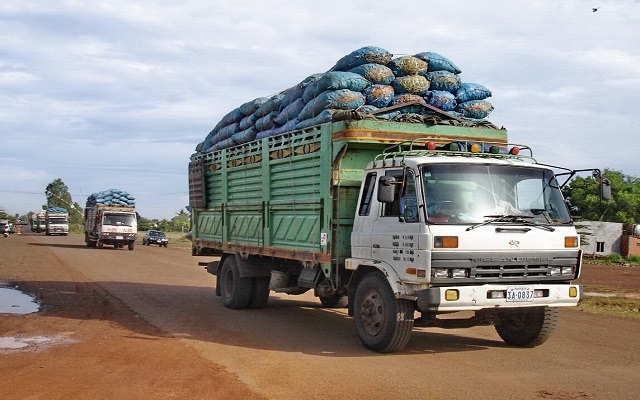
580, 284, 640, 319
164, 231, 192, 249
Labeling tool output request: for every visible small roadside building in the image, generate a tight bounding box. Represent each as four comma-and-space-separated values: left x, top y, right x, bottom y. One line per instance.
575, 221, 623, 257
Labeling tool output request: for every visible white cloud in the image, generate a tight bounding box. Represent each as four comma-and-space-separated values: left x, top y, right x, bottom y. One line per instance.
1, 0, 639, 218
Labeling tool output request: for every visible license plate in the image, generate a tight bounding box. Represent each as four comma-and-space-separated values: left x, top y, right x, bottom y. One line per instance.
506, 286, 534, 302
116, 236, 123, 240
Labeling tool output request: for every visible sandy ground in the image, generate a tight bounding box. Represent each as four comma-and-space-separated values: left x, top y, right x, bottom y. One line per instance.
1, 231, 639, 400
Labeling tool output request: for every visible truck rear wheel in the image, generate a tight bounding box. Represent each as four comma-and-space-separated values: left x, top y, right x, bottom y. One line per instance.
495, 306, 558, 347
219, 257, 252, 309
128, 242, 135, 250
249, 277, 270, 309
354, 272, 414, 353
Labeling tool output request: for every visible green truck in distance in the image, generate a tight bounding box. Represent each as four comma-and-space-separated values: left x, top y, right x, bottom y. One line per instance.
189, 116, 608, 353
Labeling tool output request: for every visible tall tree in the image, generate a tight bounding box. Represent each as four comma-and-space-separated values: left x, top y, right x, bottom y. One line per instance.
563, 169, 640, 225
44, 178, 83, 225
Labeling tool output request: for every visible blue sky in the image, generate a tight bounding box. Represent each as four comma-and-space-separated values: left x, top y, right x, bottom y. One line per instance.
1, 0, 639, 219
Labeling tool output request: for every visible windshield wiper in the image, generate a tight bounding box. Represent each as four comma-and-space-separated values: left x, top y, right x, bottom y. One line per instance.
466, 214, 555, 232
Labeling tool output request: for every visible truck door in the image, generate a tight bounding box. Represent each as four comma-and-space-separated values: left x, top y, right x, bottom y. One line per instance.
371, 170, 421, 269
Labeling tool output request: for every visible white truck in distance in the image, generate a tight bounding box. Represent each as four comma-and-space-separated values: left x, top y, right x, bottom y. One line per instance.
45, 209, 69, 236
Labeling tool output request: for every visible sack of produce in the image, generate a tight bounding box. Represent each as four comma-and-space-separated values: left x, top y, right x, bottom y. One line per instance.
415, 52, 462, 74
455, 100, 494, 119
298, 89, 365, 121
426, 71, 461, 93
455, 82, 492, 103
363, 84, 394, 108
391, 75, 430, 94
347, 63, 394, 85
302, 71, 370, 103
331, 46, 393, 71
425, 90, 457, 111
388, 56, 428, 77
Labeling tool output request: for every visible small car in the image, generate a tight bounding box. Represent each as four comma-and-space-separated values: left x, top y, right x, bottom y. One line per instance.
142, 230, 169, 247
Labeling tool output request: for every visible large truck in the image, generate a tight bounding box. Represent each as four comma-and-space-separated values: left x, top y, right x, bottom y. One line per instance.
35, 210, 47, 233
189, 115, 609, 353
84, 205, 137, 250
45, 207, 69, 236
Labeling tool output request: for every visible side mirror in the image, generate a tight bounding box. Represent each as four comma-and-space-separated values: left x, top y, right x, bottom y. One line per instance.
377, 176, 396, 203
600, 178, 611, 200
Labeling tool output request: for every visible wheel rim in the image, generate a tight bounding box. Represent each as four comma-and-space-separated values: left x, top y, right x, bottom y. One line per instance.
359, 289, 385, 336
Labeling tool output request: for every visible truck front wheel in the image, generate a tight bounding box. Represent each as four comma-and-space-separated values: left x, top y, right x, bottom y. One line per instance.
354, 272, 414, 353
219, 257, 252, 309
128, 242, 135, 250
495, 306, 558, 347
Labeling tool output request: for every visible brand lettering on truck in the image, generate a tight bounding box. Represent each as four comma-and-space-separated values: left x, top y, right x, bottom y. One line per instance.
471, 257, 555, 263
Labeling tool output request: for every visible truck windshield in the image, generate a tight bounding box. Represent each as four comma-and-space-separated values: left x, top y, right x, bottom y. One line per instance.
49, 218, 68, 224
421, 164, 571, 225
103, 213, 136, 227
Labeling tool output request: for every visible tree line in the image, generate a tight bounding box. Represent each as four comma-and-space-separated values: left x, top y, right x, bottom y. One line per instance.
6, 171, 639, 232
13, 178, 190, 233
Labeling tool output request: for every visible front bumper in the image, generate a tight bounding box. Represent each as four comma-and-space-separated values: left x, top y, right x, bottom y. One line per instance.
416, 283, 582, 312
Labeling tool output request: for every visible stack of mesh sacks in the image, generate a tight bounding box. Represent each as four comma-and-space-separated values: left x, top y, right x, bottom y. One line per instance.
195, 46, 493, 156
47, 207, 68, 213
86, 189, 136, 207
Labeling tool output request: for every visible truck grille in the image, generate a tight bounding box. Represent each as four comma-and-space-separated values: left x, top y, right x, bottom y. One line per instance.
475, 264, 549, 279
430, 250, 581, 284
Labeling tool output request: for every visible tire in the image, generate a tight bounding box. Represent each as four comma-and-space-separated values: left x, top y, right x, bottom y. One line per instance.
97, 241, 104, 249
354, 272, 414, 353
128, 242, 135, 251
320, 293, 349, 308
219, 257, 252, 309
495, 307, 558, 347
248, 277, 271, 309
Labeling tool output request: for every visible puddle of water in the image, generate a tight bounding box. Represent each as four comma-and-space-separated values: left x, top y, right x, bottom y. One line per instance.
0, 287, 40, 314
0, 335, 78, 352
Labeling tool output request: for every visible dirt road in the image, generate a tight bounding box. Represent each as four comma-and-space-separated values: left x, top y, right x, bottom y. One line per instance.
1, 233, 639, 400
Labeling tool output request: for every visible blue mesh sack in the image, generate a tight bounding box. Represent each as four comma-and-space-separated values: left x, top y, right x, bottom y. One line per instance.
215, 122, 239, 142
238, 113, 257, 131
347, 63, 394, 85
425, 90, 457, 111
302, 71, 370, 103
426, 71, 461, 93
254, 93, 285, 118
239, 97, 269, 117
363, 85, 394, 108
298, 89, 365, 121
255, 111, 278, 132
391, 75, 430, 94
296, 109, 336, 130
455, 100, 494, 119
414, 52, 462, 74
392, 94, 425, 113
231, 127, 257, 145
212, 108, 243, 133
331, 46, 393, 71
280, 74, 322, 108
274, 97, 305, 125
388, 56, 428, 77
358, 104, 379, 113
456, 82, 492, 103
273, 118, 299, 135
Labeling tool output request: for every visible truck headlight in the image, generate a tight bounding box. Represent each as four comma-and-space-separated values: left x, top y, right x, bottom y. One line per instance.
432, 268, 449, 278
550, 267, 562, 276
451, 268, 469, 278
